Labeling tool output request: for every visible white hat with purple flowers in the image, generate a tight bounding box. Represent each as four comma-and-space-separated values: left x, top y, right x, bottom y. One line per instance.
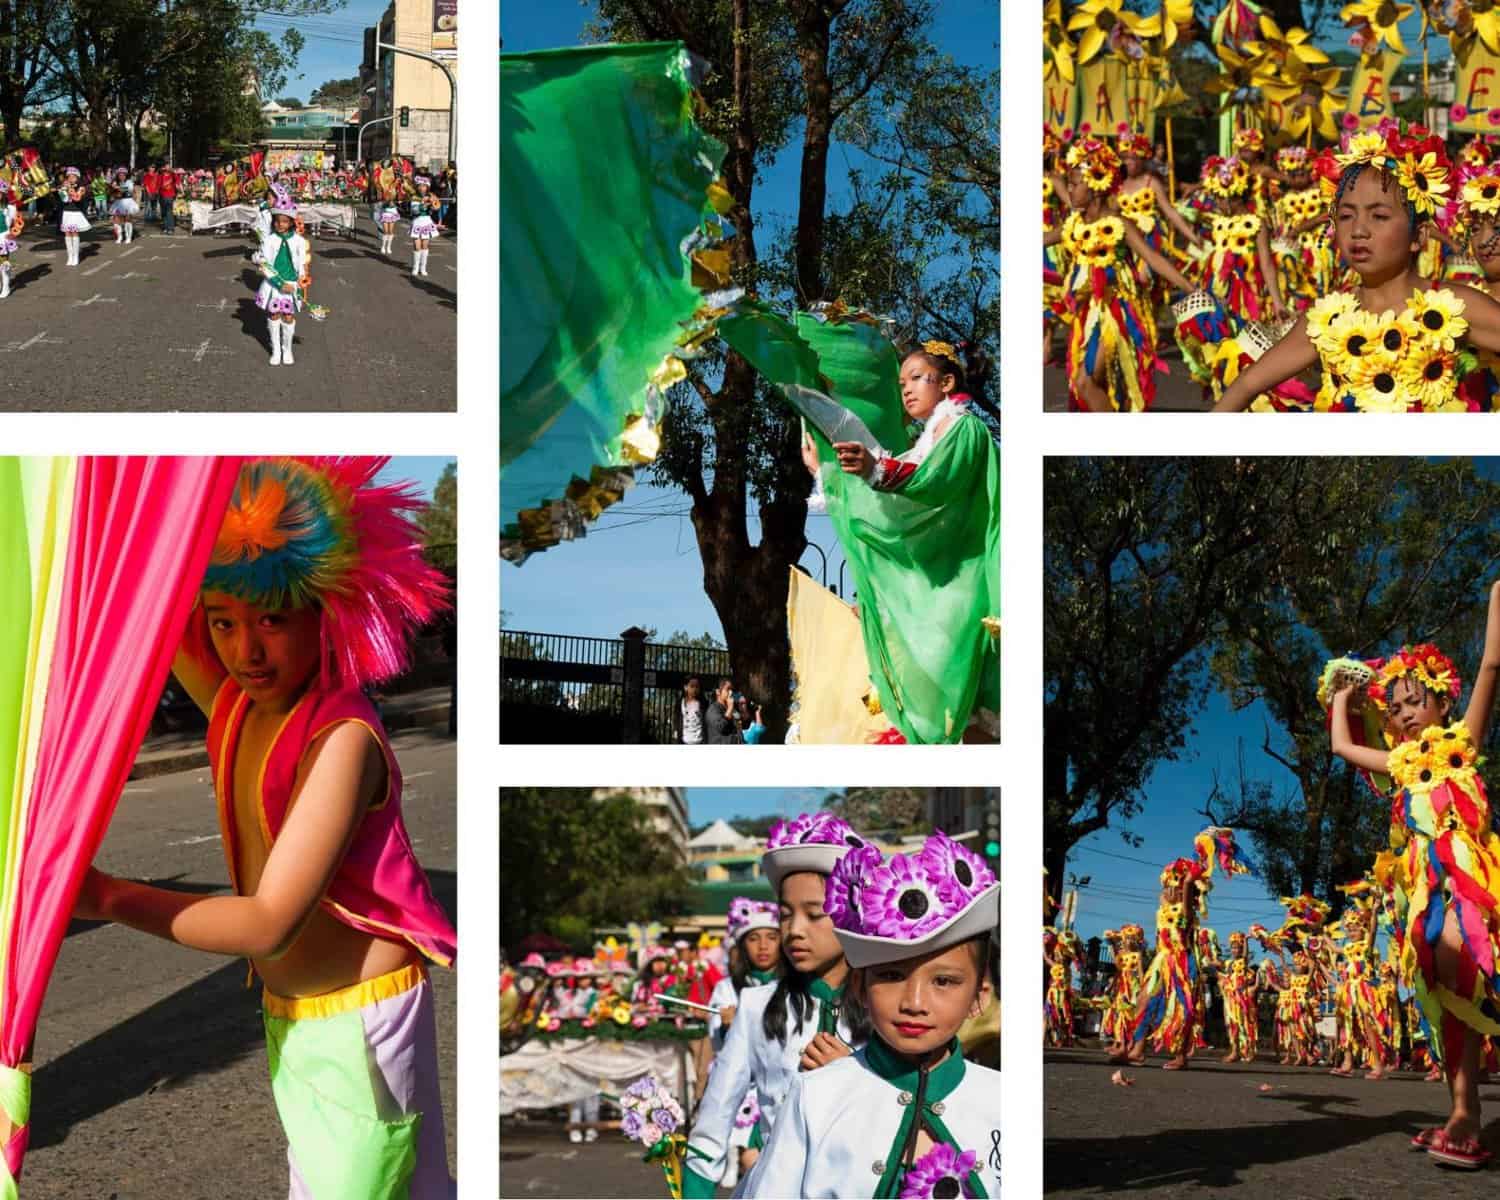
827, 832, 998, 968
761, 812, 874, 893
726, 896, 779, 945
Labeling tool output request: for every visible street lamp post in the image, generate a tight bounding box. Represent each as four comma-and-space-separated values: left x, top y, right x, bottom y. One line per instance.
357, 114, 394, 162
376, 37, 457, 165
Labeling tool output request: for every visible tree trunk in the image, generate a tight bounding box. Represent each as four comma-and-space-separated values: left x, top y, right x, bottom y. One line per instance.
790, 4, 833, 304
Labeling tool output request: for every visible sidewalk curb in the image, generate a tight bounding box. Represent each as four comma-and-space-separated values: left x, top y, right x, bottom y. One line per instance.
127, 701, 451, 781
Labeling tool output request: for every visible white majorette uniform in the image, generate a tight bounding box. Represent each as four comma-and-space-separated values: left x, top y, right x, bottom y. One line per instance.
744, 830, 1000, 1198
743, 1043, 1000, 1198
409, 195, 439, 240
59, 178, 90, 234
255, 227, 310, 315
683, 980, 863, 1198
681, 814, 876, 1200
110, 178, 139, 218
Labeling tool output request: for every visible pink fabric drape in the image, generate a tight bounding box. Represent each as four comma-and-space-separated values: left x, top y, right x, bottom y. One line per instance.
0, 457, 240, 1179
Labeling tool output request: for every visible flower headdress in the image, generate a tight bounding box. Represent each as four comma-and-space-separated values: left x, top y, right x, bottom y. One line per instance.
1065, 136, 1121, 193
1460, 138, 1493, 168
826, 831, 997, 967
1228, 930, 1247, 947
898, 1143, 981, 1199
725, 896, 779, 946
183, 457, 450, 691
414, 173, 431, 187
1043, 126, 1061, 158
1199, 155, 1251, 200
1233, 126, 1265, 154
1159, 856, 1205, 891
269, 182, 297, 216
761, 812, 872, 893
1276, 145, 1310, 171
1119, 130, 1152, 158
1464, 171, 1500, 218
1368, 642, 1461, 710
1120, 922, 1145, 943
921, 338, 958, 359
1334, 118, 1454, 225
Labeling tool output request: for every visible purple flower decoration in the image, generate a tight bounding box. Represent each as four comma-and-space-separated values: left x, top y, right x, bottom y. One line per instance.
916, 832, 996, 901
621, 1110, 644, 1139
652, 1107, 678, 1134
734, 1092, 762, 1129
826, 843, 885, 931
898, 1143, 978, 1199
767, 811, 867, 851
625, 1077, 656, 1101
862, 854, 955, 939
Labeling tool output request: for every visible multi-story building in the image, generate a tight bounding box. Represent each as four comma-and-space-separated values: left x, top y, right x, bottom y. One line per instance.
359, 0, 458, 169
592, 787, 690, 862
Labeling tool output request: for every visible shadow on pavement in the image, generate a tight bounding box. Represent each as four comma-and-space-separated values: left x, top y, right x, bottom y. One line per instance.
233, 297, 273, 353
9, 264, 51, 292
408, 275, 455, 311
201, 244, 252, 259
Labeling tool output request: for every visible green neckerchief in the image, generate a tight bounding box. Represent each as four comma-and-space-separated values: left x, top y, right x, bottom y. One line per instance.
865, 1037, 987, 1200
748, 967, 777, 986
809, 976, 844, 1036
270, 232, 296, 289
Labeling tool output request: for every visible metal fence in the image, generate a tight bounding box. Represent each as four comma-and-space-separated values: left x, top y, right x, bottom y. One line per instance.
500, 627, 731, 744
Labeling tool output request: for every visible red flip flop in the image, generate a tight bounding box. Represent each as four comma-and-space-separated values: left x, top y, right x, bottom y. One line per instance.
1411, 1128, 1443, 1151
1429, 1131, 1492, 1170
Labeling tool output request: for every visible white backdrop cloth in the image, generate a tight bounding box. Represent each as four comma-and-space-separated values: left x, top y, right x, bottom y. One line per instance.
499, 1037, 694, 1115
189, 201, 355, 231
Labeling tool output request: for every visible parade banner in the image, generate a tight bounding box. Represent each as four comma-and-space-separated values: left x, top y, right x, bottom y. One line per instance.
0, 150, 50, 202
1078, 59, 1126, 136
1347, 50, 1403, 128
1044, 74, 1078, 135
1453, 44, 1500, 132
1125, 66, 1159, 144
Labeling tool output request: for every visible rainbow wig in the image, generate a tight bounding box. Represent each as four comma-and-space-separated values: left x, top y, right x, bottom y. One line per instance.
184, 456, 450, 690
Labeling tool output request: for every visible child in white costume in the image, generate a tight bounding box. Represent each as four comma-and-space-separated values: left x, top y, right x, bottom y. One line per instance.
109, 167, 139, 243
0, 189, 20, 299
744, 832, 1000, 1199
253, 184, 311, 367
58, 167, 90, 267
408, 174, 441, 277
681, 814, 876, 1199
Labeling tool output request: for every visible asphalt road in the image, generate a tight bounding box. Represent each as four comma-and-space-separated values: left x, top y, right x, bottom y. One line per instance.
1046, 1046, 1500, 1198
0, 216, 455, 410
21, 728, 457, 1199
499, 1119, 683, 1199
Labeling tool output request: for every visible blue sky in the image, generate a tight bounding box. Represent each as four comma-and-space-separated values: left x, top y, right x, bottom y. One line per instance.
500, 2, 999, 641
686, 787, 838, 826
251, 2, 385, 102
381, 455, 452, 501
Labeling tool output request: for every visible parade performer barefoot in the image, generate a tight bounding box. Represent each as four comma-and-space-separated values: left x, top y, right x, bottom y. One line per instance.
71, 457, 457, 1198
1217, 120, 1500, 412
0, 187, 21, 300
57, 166, 89, 267
1329, 588, 1500, 1168
1110, 828, 1249, 1070
742, 832, 999, 1199
1044, 136, 1193, 411
700, 898, 783, 1186
408, 174, 442, 277
681, 814, 873, 1199
1221, 932, 1259, 1063
254, 185, 312, 368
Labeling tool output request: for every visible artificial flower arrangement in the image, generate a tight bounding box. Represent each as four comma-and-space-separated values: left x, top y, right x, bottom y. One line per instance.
615, 1076, 709, 1199
898, 1143, 982, 1199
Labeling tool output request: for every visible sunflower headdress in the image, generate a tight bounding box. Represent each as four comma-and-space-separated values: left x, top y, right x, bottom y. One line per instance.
1334, 118, 1455, 228
1368, 642, 1461, 711
1460, 138, 1493, 169
1200, 155, 1252, 201
1463, 171, 1500, 218
1276, 145, 1310, 172
1119, 129, 1152, 158
1066, 136, 1122, 193
1232, 126, 1266, 154
1044, 126, 1061, 160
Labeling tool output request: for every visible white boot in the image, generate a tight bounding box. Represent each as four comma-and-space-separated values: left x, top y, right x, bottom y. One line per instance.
419, 248, 430, 276
411, 248, 420, 275
125, 222, 133, 243
113, 223, 121, 244
268, 319, 282, 366
281, 320, 295, 366
0, 264, 9, 299
67, 235, 77, 266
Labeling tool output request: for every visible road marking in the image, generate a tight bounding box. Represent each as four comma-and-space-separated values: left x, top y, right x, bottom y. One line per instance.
446, 265, 456, 274
406, 770, 434, 780
220, 272, 246, 283
0, 330, 63, 353
195, 298, 233, 313
170, 338, 232, 362
166, 833, 222, 847
121, 786, 154, 795
144, 255, 168, 262
114, 271, 148, 280
81, 244, 140, 276
337, 277, 352, 287
71, 293, 117, 307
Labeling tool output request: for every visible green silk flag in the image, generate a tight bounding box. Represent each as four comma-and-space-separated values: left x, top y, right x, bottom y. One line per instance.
501, 41, 727, 554
719, 305, 1000, 743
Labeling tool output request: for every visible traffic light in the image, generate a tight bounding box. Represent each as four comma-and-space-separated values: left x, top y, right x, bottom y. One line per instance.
399, 105, 410, 128
982, 798, 1000, 867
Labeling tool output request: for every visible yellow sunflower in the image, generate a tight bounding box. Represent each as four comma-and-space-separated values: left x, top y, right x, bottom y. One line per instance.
1306, 292, 1363, 351
1464, 173, 1500, 217
1407, 288, 1469, 351
1350, 363, 1406, 411
1096, 216, 1125, 243
1395, 153, 1451, 216
1339, 0, 1414, 55
1324, 308, 1384, 379
1338, 128, 1389, 171
1400, 343, 1461, 409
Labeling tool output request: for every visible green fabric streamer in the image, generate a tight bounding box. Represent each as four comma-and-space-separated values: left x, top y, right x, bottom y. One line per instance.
718, 306, 1000, 744
500, 42, 726, 531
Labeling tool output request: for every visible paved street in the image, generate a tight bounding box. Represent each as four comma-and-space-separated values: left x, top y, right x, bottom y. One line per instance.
22, 728, 457, 1199
1046, 1046, 1500, 1198
500, 1119, 686, 1199
0, 219, 455, 410
1044, 357, 1210, 411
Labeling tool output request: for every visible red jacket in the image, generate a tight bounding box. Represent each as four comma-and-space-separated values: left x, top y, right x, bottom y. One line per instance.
143, 168, 159, 195
158, 172, 178, 200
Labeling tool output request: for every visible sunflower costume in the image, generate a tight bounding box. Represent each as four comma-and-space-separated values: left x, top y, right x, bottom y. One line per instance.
1303, 287, 1471, 411
1221, 933, 1259, 1060
1457, 174, 1500, 411
1043, 174, 1071, 348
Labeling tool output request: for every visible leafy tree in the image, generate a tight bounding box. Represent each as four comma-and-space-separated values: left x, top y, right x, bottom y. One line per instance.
824, 786, 927, 835
274, 94, 303, 108
309, 74, 360, 108
1202, 460, 1500, 908
499, 788, 694, 956
588, 1, 996, 741
1044, 458, 1337, 902
418, 461, 457, 574
0, 1, 67, 144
